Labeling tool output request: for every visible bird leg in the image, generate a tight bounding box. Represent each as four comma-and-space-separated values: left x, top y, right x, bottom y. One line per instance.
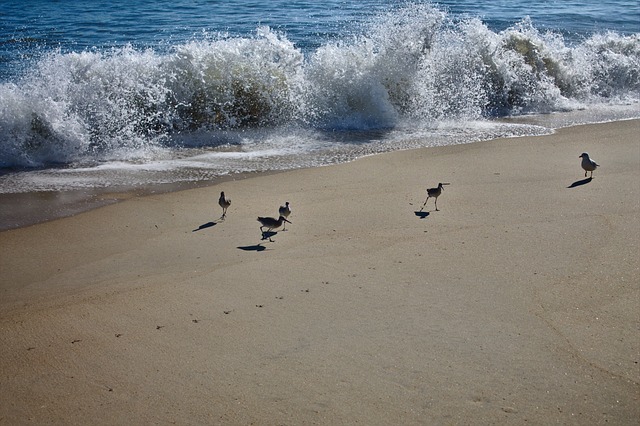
260, 227, 275, 242
420, 197, 430, 211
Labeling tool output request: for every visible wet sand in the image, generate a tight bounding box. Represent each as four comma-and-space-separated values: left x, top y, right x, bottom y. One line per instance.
0, 177, 247, 231
0, 120, 638, 424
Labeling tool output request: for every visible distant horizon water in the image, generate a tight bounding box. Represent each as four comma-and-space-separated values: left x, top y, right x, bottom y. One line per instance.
1, 0, 639, 198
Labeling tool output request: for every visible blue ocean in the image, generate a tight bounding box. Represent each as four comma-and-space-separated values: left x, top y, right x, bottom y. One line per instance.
1, 0, 639, 196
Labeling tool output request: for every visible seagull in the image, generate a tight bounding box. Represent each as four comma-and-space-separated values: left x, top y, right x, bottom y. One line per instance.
218, 191, 231, 219
579, 152, 599, 178
278, 202, 291, 230
258, 216, 291, 241
420, 183, 449, 211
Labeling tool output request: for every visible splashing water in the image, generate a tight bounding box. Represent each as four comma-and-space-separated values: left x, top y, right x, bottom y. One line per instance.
0, 3, 638, 192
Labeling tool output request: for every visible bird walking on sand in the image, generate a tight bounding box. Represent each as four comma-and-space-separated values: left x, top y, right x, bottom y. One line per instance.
218, 191, 231, 219
278, 202, 291, 230
579, 152, 599, 178
258, 216, 291, 241
420, 183, 449, 211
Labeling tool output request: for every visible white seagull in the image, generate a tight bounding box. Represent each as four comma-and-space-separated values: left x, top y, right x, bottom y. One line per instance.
218, 191, 231, 218
579, 152, 599, 178
278, 202, 291, 230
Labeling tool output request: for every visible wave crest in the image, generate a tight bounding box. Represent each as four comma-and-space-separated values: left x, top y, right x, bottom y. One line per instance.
1, 4, 638, 168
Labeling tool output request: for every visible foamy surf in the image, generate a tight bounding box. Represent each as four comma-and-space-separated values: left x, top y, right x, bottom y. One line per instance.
0, 3, 638, 193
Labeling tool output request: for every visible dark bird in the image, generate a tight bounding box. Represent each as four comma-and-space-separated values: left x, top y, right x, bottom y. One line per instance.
258, 216, 291, 241
420, 183, 449, 211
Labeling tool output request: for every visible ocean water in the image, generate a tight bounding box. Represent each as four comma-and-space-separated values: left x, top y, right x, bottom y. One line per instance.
1, 0, 639, 198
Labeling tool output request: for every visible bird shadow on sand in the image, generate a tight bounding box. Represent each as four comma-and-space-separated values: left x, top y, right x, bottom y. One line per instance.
567, 177, 592, 188
237, 244, 268, 252
192, 221, 217, 232
414, 211, 430, 219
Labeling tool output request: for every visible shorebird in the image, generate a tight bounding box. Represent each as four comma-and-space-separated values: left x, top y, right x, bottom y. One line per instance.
579, 152, 599, 177
218, 191, 231, 218
258, 216, 291, 241
278, 201, 291, 230
420, 183, 449, 211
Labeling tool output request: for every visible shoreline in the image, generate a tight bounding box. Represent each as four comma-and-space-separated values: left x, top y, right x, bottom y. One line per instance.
2, 114, 638, 232
0, 119, 638, 424
0, 169, 286, 232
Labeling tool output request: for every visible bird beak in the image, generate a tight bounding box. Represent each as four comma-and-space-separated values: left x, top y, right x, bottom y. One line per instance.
284, 218, 292, 223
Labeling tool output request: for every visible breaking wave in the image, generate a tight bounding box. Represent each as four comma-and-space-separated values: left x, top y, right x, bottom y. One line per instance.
1, 3, 638, 168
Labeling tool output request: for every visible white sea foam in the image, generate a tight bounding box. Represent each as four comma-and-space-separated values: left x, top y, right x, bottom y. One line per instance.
0, 3, 638, 192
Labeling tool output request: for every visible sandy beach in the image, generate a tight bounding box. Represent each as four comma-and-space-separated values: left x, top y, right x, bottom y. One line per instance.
1, 119, 638, 424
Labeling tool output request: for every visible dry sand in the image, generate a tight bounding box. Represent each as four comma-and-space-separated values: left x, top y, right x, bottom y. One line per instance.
1, 120, 638, 425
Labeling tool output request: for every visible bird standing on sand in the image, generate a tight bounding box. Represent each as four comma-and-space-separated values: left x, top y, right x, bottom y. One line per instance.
258, 216, 291, 241
579, 152, 599, 178
218, 191, 231, 219
278, 202, 291, 230
420, 183, 449, 211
